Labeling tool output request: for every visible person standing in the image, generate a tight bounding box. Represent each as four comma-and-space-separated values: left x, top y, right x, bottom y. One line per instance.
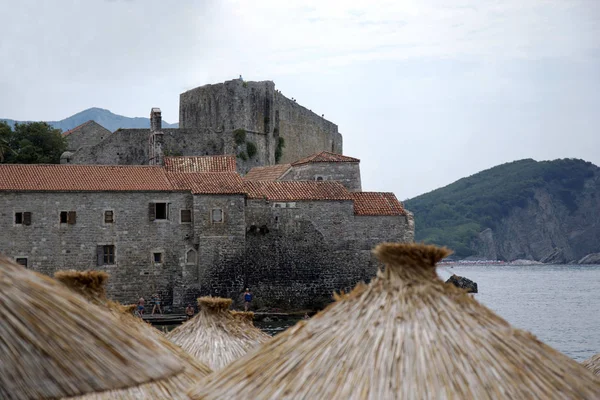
244, 288, 253, 311
137, 297, 145, 317
151, 293, 162, 315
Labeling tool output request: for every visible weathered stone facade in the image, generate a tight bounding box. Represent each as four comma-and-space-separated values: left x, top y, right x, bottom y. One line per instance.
63, 120, 111, 152
68, 79, 343, 174
0, 158, 413, 311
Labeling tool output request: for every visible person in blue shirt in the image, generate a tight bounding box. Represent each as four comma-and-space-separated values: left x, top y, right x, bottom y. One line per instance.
244, 288, 253, 311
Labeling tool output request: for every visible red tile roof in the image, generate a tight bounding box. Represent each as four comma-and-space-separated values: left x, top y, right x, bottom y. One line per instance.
167, 172, 245, 195
351, 192, 406, 216
244, 181, 352, 201
291, 151, 359, 166
62, 120, 94, 136
244, 164, 291, 181
0, 164, 174, 192
164, 156, 237, 173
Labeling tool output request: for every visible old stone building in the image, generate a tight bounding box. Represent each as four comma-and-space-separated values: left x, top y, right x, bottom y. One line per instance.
4, 79, 414, 310
0, 154, 413, 310
65, 80, 343, 174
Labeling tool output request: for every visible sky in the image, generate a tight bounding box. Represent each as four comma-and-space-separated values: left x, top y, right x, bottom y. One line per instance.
1, 0, 599, 199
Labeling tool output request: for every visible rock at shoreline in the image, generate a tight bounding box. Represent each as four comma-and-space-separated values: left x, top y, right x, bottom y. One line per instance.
446, 274, 478, 293
539, 248, 566, 264
577, 253, 600, 265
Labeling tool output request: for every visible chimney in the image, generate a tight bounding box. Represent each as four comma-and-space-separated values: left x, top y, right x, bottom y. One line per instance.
150, 108, 162, 132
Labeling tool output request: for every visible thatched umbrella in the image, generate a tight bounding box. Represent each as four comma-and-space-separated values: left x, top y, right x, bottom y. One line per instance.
187, 243, 600, 399
0, 257, 183, 400
166, 297, 271, 371
54, 270, 212, 400
582, 353, 600, 376
230, 311, 271, 342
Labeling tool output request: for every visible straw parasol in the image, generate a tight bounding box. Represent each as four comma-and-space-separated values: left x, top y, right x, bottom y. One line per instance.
187, 243, 600, 399
0, 257, 183, 400
54, 270, 212, 400
230, 311, 271, 342
166, 297, 271, 371
582, 353, 600, 376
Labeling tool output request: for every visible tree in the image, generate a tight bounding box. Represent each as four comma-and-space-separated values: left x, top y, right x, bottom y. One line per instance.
0, 122, 66, 164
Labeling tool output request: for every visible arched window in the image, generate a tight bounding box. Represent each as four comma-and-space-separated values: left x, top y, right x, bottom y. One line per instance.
186, 249, 197, 265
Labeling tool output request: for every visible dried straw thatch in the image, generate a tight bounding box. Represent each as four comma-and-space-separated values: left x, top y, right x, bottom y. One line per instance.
187, 243, 600, 399
0, 257, 183, 400
166, 296, 271, 371
582, 353, 600, 376
54, 270, 212, 400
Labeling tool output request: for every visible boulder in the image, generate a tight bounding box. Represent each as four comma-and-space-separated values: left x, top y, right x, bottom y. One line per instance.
539, 248, 566, 264
577, 253, 600, 265
445, 274, 478, 293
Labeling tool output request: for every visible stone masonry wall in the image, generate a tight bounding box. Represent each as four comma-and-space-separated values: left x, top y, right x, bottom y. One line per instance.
274, 92, 343, 164
65, 121, 112, 152
282, 163, 362, 191
1, 191, 196, 306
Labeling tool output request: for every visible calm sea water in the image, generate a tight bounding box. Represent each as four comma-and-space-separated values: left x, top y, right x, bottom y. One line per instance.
257, 264, 600, 362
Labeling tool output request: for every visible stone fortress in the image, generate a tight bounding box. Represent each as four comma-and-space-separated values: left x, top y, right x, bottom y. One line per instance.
2, 79, 414, 310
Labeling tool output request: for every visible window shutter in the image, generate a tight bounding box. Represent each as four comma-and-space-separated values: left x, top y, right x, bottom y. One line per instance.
167, 203, 171, 220
23, 212, 32, 226
67, 211, 77, 225
97, 246, 104, 266
149, 203, 156, 221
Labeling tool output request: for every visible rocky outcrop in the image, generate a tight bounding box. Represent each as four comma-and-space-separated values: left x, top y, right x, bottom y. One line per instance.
471, 172, 600, 262
445, 275, 478, 293
578, 253, 600, 265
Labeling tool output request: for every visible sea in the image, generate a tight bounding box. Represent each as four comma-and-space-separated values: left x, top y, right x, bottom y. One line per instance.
257, 264, 600, 362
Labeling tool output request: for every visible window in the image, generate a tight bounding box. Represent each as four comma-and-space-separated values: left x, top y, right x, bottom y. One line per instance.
153, 252, 163, 264
15, 212, 23, 224
97, 245, 115, 265
180, 209, 192, 223
211, 208, 223, 223
15, 258, 28, 267
315, 176, 324, 181
149, 202, 169, 221
60, 211, 76, 224
186, 249, 196, 265
104, 210, 114, 223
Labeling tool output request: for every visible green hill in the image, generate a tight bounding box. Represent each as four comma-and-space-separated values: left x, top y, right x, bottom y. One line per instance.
404, 158, 599, 258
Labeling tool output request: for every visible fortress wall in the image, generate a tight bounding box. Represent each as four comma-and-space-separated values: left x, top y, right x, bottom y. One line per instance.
71, 129, 150, 165
274, 93, 343, 164
283, 163, 362, 191
65, 122, 111, 152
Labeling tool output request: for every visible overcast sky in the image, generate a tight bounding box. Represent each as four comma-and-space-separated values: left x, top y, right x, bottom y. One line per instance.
1, 0, 599, 199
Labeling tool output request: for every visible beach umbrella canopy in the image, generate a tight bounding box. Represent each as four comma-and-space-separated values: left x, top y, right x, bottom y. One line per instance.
187, 243, 600, 400
166, 297, 271, 371
582, 353, 600, 376
0, 257, 183, 400
53, 270, 213, 400
230, 311, 271, 342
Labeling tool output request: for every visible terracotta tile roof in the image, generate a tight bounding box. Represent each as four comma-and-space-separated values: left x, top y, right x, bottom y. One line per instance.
244, 164, 291, 181
62, 120, 94, 136
0, 164, 174, 192
164, 156, 237, 173
244, 181, 352, 201
351, 192, 406, 216
167, 172, 245, 195
291, 151, 360, 166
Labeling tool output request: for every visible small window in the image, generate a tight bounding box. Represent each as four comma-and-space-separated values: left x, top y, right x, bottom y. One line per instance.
97, 245, 115, 265
60, 211, 76, 224
149, 202, 169, 221
15, 258, 28, 267
180, 209, 192, 223
15, 212, 23, 224
153, 252, 163, 264
211, 208, 223, 223
104, 210, 114, 223
186, 249, 196, 265
315, 176, 324, 181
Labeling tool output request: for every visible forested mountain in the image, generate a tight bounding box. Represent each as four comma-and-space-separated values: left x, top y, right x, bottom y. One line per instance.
404, 159, 600, 262
1, 107, 178, 133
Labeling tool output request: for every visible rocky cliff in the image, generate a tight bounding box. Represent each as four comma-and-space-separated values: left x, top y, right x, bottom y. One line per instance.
405, 159, 600, 262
